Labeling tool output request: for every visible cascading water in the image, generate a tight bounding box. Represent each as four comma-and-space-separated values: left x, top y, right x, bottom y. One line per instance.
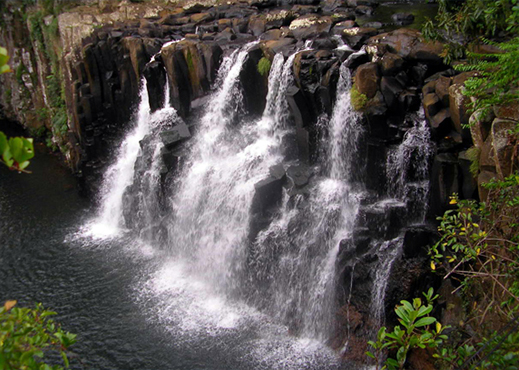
386, 108, 434, 223
368, 109, 434, 330
251, 61, 362, 340
79, 41, 370, 369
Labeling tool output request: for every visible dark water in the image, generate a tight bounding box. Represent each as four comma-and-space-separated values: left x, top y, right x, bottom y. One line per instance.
0, 145, 348, 370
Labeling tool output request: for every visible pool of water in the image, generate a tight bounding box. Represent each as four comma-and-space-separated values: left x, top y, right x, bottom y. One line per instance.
0, 145, 351, 370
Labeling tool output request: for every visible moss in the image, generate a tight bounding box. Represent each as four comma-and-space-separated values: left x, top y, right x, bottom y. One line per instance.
15, 63, 27, 85
466, 146, 481, 177
350, 84, 368, 111
257, 56, 271, 76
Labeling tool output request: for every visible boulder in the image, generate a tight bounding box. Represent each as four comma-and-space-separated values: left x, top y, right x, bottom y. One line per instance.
342, 27, 378, 49
288, 15, 333, 40
354, 62, 379, 99
380, 76, 404, 111
239, 46, 269, 116
380, 52, 404, 76
478, 170, 496, 202
286, 164, 313, 188
391, 12, 414, 26
159, 122, 191, 149
434, 75, 451, 106
249, 169, 287, 240
494, 100, 519, 121
143, 60, 167, 112
367, 28, 443, 64
448, 83, 471, 134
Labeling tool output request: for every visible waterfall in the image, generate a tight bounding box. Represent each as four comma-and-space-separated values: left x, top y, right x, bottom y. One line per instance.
84, 42, 367, 370
89, 59, 182, 238
91, 81, 152, 237
164, 43, 290, 297
386, 109, 434, 223
370, 237, 404, 327
251, 59, 362, 340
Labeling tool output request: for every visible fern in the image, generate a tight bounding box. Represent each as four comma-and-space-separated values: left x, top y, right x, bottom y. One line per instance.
454, 37, 519, 116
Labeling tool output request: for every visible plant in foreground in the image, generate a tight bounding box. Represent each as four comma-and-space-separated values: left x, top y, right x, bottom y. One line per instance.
367, 288, 448, 370
0, 300, 76, 370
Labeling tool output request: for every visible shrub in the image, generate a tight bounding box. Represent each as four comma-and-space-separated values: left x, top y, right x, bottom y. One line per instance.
0, 300, 76, 369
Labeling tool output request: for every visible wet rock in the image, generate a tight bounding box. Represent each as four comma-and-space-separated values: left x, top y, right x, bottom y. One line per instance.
239, 46, 268, 116
344, 51, 369, 69
143, 60, 167, 113
286, 164, 313, 188
249, 170, 287, 240
159, 122, 191, 149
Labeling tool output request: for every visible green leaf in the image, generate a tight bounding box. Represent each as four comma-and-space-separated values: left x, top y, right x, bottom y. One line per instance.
417, 304, 433, 318
9, 137, 34, 165
415, 316, 436, 327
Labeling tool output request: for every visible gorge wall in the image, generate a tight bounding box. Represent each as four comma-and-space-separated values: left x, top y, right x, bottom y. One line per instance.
1, 0, 519, 367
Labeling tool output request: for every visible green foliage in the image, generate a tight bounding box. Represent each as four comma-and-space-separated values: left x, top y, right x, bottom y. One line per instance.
0, 47, 11, 74
51, 107, 68, 137
0, 132, 35, 172
422, 0, 519, 63
0, 300, 76, 370
350, 84, 367, 111
367, 288, 448, 370
257, 57, 271, 77
455, 37, 519, 118
429, 175, 519, 368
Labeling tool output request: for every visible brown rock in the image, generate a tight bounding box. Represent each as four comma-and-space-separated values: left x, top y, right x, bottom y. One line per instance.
434, 75, 451, 106
480, 135, 495, 170
354, 62, 379, 99
469, 108, 494, 149
191, 12, 214, 24
218, 19, 232, 31
448, 83, 470, 134
367, 28, 443, 63
423, 92, 441, 118
494, 100, 519, 121
288, 15, 333, 40
380, 52, 404, 76
491, 118, 516, 179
